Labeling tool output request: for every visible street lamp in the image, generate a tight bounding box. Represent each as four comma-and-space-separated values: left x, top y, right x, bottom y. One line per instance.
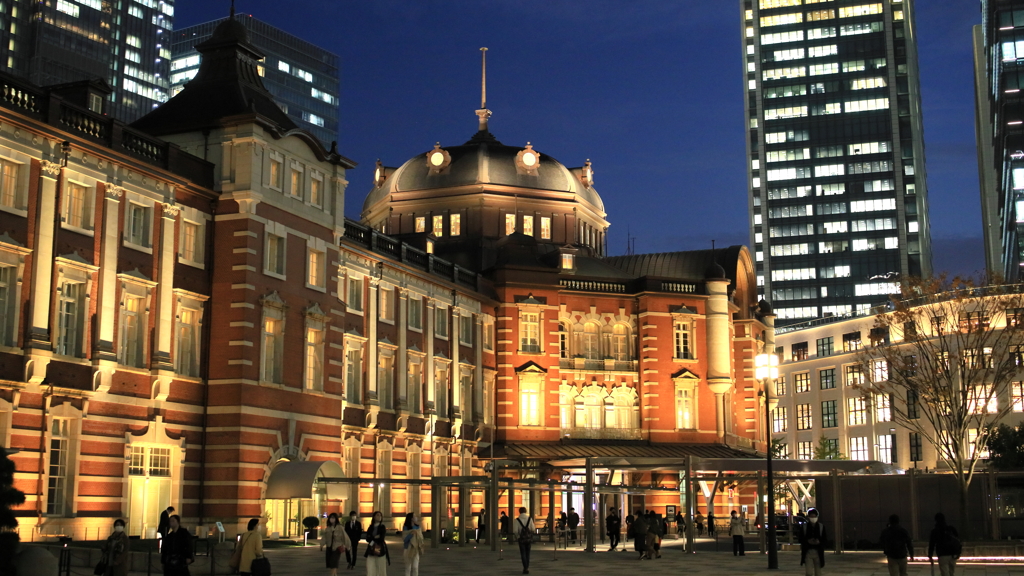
755, 352, 780, 570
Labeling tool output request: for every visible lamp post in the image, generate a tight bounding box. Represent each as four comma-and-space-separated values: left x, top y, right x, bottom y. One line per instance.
756, 352, 780, 570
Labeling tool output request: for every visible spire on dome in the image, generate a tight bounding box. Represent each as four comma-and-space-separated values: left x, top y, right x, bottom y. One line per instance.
230, 0, 236, 18
475, 47, 492, 135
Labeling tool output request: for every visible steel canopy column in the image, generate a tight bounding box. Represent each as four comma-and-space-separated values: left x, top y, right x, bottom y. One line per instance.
431, 479, 440, 548
585, 458, 595, 552
490, 463, 499, 551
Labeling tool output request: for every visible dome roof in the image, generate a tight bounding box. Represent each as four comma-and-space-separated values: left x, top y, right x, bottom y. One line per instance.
363, 131, 604, 214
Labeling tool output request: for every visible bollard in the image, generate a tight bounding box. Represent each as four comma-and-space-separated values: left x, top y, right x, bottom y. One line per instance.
210, 542, 215, 576
147, 547, 153, 576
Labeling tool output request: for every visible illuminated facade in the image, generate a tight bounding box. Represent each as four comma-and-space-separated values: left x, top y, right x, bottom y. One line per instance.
0, 0, 174, 122
170, 13, 339, 146
742, 0, 932, 324
976, 0, 1024, 280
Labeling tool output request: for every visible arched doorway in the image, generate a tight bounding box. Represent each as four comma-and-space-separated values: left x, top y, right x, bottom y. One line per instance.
264, 460, 345, 538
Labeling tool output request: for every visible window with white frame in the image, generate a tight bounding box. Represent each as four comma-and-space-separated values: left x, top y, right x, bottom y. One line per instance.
875, 393, 892, 422
408, 296, 422, 330
520, 312, 540, 353
268, 154, 283, 189
179, 218, 204, 266
289, 165, 303, 197
1013, 382, 1024, 412
345, 341, 363, 403
435, 362, 449, 417
125, 201, 152, 248
407, 355, 423, 413
46, 418, 71, 515
119, 293, 146, 367
798, 441, 814, 460
460, 366, 474, 416
309, 173, 323, 207
877, 433, 894, 463
674, 320, 694, 359
0, 262, 18, 347
459, 313, 473, 346
847, 397, 867, 425
849, 436, 869, 460
611, 324, 630, 361
483, 318, 494, 351
379, 288, 394, 322
304, 327, 324, 391
264, 222, 287, 278
56, 280, 86, 357
520, 377, 541, 426
558, 322, 570, 358
0, 159, 24, 211
772, 406, 788, 433
306, 243, 326, 290
347, 276, 363, 312
540, 217, 551, 239
377, 348, 395, 409
261, 297, 285, 384
675, 380, 696, 429
581, 322, 600, 360
62, 181, 94, 231
435, 306, 448, 339
175, 303, 201, 377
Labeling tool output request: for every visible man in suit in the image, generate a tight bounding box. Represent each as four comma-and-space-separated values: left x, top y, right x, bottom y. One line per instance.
476, 508, 487, 544
158, 506, 174, 539
568, 508, 580, 544
344, 511, 363, 569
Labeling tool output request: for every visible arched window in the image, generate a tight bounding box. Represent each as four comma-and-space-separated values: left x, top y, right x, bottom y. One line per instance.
611, 324, 630, 361
582, 322, 600, 360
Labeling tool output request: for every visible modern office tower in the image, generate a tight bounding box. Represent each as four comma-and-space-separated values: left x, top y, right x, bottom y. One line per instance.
742, 0, 932, 324
976, 1, 1024, 280
0, 0, 173, 122
169, 13, 339, 146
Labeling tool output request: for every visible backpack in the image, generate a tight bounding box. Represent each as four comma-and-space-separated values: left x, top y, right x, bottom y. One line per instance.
942, 527, 962, 558
517, 518, 534, 544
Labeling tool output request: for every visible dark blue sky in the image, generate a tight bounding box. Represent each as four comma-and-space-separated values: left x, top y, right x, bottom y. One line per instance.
176, 0, 984, 277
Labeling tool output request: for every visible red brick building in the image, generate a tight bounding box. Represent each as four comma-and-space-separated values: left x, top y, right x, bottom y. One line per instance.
0, 18, 774, 542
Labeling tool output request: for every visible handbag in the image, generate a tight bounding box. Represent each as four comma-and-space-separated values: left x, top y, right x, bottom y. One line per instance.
93, 561, 107, 576
251, 556, 271, 576
228, 533, 247, 570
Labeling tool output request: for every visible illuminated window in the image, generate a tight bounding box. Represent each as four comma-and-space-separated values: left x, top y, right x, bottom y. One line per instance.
523, 215, 534, 236
505, 214, 516, 235
57, 281, 84, 357
794, 372, 810, 393
432, 215, 443, 236
307, 249, 324, 288
310, 176, 323, 207
379, 288, 393, 322
290, 168, 303, 197
520, 312, 540, 353
560, 254, 574, 270
849, 437, 868, 460
125, 202, 151, 247
304, 328, 324, 391
345, 344, 363, 403
269, 157, 282, 189
540, 217, 551, 239
772, 406, 788, 433
796, 404, 812, 430
807, 9, 835, 21
847, 397, 867, 425
265, 233, 285, 277
798, 441, 813, 460
261, 315, 283, 384
450, 214, 461, 236
675, 383, 696, 429
63, 182, 93, 230
347, 277, 363, 311
0, 160, 22, 210
46, 418, 71, 515
838, 4, 882, 17
176, 306, 200, 378
435, 306, 448, 338
520, 379, 541, 426
119, 296, 144, 367
760, 12, 803, 27
415, 217, 426, 233
1013, 382, 1024, 412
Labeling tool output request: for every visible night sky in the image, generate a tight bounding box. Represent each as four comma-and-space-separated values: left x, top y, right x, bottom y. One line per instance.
175, 0, 984, 277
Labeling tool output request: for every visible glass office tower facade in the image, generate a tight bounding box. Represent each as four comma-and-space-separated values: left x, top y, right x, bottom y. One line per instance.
170, 14, 338, 146
0, 0, 173, 122
976, 0, 1024, 280
742, 0, 931, 324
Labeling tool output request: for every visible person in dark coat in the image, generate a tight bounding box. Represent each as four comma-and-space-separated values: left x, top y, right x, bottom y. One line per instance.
606, 508, 621, 551
344, 511, 363, 569
927, 513, 960, 576
632, 512, 649, 559
674, 511, 684, 535
157, 506, 174, 540
497, 510, 509, 537
799, 508, 826, 576
624, 511, 635, 543
364, 511, 389, 576
707, 510, 717, 537
567, 508, 580, 544
880, 514, 913, 576
160, 515, 193, 576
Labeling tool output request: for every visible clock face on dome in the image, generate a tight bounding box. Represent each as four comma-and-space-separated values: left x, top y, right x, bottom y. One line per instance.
516, 143, 541, 174
429, 152, 445, 167
522, 151, 538, 167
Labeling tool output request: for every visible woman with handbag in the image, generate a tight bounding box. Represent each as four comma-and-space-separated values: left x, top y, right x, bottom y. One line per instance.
363, 511, 389, 576
320, 513, 350, 576
160, 515, 193, 576
98, 518, 129, 576
235, 518, 264, 576
401, 513, 424, 576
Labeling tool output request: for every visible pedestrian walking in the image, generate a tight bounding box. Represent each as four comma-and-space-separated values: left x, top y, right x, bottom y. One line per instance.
632, 511, 649, 560
235, 518, 265, 576
799, 508, 827, 576
321, 513, 350, 576
927, 513, 961, 576
158, 506, 174, 540
364, 511, 390, 576
99, 519, 130, 576
515, 507, 535, 574
674, 510, 684, 535
879, 514, 913, 576
499, 511, 510, 540
624, 511, 635, 543
694, 511, 705, 536
606, 508, 621, 551
476, 508, 487, 544
345, 511, 363, 570
568, 508, 580, 544
730, 510, 745, 556
160, 515, 193, 576
402, 513, 424, 576
557, 511, 567, 542
708, 510, 717, 537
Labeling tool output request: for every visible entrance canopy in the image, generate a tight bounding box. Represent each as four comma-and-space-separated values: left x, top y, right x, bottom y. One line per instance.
547, 457, 886, 475
266, 460, 345, 499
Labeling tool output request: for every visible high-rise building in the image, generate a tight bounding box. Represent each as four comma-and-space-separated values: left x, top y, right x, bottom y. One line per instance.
169, 13, 339, 146
0, 0, 173, 122
976, 1, 1024, 280
742, 0, 932, 324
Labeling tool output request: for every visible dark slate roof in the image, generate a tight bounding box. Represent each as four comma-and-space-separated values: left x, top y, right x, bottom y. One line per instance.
571, 255, 636, 280
605, 246, 744, 284
364, 133, 603, 213
131, 17, 353, 168
487, 441, 755, 460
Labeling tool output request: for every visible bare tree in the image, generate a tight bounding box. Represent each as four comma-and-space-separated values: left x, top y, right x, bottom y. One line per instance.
855, 277, 1024, 538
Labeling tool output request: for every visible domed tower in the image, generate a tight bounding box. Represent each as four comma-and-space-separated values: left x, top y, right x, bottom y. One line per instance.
362, 78, 607, 272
